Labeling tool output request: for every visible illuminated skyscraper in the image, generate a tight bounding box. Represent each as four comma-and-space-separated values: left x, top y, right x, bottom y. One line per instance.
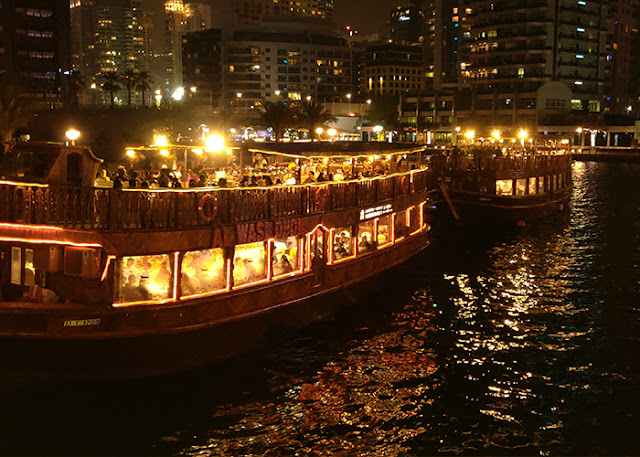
71, 0, 146, 88
164, 0, 211, 89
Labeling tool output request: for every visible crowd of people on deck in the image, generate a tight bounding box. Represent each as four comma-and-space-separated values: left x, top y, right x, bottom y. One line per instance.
95, 154, 414, 190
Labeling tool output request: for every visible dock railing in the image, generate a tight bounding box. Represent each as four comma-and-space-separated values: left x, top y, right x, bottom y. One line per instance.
0, 168, 429, 231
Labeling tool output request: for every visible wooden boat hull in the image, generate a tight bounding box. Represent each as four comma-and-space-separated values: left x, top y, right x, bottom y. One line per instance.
436, 188, 571, 225
0, 230, 430, 383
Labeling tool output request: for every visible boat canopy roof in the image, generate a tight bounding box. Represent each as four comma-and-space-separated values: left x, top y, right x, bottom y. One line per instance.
246, 142, 426, 160
0, 142, 103, 187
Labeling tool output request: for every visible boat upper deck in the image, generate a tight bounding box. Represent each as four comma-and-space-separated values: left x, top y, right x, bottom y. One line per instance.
0, 166, 430, 232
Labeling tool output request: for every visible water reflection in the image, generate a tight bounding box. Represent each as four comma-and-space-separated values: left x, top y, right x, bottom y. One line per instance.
2, 162, 640, 456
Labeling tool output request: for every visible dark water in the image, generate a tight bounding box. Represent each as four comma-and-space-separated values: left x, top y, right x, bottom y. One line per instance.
3, 161, 640, 456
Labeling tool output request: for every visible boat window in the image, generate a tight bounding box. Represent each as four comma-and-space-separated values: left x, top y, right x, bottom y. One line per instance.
377, 215, 392, 247
333, 227, 354, 261
552, 175, 558, 190
538, 176, 545, 194
272, 237, 300, 278
181, 248, 226, 298
559, 174, 564, 188
394, 210, 409, 240
118, 254, 173, 304
496, 179, 513, 196
357, 220, 375, 254
24, 248, 35, 287
408, 206, 421, 234
233, 242, 267, 287
528, 177, 537, 195
10, 247, 21, 285
515, 179, 527, 196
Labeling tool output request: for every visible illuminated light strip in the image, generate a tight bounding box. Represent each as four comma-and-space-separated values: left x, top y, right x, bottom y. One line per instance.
333, 253, 356, 264
232, 277, 270, 291
101, 255, 116, 282
305, 233, 312, 271
391, 213, 396, 244
113, 298, 175, 308
247, 147, 426, 160
0, 180, 48, 188
173, 252, 179, 300
180, 288, 228, 300
0, 222, 65, 231
405, 207, 413, 226
395, 236, 405, 243
124, 145, 241, 152
0, 237, 102, 248
267, 239, 274, 281
226, 259, 232, 291
328, 228, 336, 264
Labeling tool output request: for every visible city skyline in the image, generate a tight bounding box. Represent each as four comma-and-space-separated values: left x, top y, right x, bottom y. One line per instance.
140, 0, 399, 33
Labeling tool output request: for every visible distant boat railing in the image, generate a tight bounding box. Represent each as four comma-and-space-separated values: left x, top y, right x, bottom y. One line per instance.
0, 168, 429, 231
429, 152, 572, 174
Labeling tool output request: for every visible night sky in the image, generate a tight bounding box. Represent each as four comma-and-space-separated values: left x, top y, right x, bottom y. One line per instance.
141, 0, 400, 34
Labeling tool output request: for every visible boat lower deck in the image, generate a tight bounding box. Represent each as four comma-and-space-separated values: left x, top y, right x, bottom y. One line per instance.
0, 229, 430, 381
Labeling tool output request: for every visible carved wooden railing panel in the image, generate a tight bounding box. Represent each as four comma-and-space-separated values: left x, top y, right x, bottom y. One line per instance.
0, 168, 430, 231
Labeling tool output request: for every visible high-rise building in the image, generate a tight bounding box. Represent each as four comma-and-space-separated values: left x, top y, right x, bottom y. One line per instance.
182, 29, 223, 108
0, 0, 72, 105
71, 0, 146, 92
467, 0, 608, 119
605, 0, 640, 114
164, 0, 211, 89
232, 0, 334, 21
390, 6, 425, 44
359, 43, 424, 96
222, 30, 351, 112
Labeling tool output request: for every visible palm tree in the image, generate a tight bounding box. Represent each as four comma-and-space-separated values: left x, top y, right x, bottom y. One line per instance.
101, 72, 121, 108
298, 101, 337, 139
121, 69, 137, 107
135, 71, 153, 106
70, 70, 86, 107
0, 76, 35, 155
260, 101, 297, 142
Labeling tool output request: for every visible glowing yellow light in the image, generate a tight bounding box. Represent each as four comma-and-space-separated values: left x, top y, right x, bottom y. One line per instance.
576, 127, 583, 133
65, 129, 80, 141
126, 149, 135, 158
373, 125, 384, 133
518, 129, 528, 140
205, 134, 225, 153
465, 130, 475, 140
160, 149, 169, 157
193, 148, 203, 155
315, 127, 324, 135
327, 128, 337, 137
155, 135, 168, 147
492, 130, 501, 140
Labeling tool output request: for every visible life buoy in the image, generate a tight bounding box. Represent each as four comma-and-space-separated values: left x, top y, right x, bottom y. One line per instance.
315, 186, 328, 211
198, 194, 218, 222
400, 175, 410, 194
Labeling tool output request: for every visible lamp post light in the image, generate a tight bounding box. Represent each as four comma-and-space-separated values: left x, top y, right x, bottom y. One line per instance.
518, 129, 528, 147
346, 93, 352, 112
315, 127, 324, 140
65, 128, 80, 146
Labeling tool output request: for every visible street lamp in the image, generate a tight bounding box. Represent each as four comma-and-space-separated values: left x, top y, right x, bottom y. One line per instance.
315, 127, 324, 140
492, 130, 501, 141
126, 149, 135, 158
465, 130, 475, 141
154, 135, 168, 147
518, 129, 528, 147
65, 128, 80, 145
346, 93, 352, 112
306, 95, 312, 102
205, 134, 225, 153
275, 90, 281, 97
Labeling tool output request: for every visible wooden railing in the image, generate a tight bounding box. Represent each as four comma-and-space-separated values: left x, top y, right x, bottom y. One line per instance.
429, 153, 572, 174
0, 168, 430, 231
